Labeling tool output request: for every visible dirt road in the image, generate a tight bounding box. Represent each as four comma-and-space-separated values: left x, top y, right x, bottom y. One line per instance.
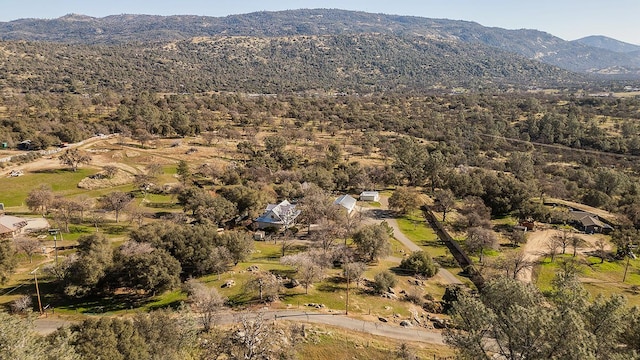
0, 136, 109, 177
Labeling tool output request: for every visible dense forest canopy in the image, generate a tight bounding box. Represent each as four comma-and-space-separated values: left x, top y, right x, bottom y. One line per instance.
0, 35, 584, 95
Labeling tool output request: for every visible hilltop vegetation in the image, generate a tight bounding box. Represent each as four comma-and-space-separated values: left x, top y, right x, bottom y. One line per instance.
2, 9, 639, 78
0, 34, 580, 94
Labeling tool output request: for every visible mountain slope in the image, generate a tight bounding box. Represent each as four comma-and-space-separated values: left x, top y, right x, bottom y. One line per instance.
573, 35, 640, 53
0, 34, 581, 94
1, 9, 639, 78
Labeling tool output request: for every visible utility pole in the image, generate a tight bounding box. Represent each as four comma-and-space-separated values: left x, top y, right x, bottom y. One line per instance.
623, 252, 632, 283
49, 228, 59, 265
345, 266, 350, 315
623, 241, 633, 283
30, 267, 43, 314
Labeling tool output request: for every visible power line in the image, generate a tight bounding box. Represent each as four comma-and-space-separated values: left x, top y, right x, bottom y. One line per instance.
0, 282, 26, 297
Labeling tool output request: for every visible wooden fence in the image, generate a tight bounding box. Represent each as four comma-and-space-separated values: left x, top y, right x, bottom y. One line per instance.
422, 206, 485, 290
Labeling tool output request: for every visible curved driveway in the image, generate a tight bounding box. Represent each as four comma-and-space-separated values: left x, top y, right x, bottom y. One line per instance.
365, 196, 462, 285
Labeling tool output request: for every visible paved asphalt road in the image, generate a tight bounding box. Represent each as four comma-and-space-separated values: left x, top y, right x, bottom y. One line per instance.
34, 310, 445, 344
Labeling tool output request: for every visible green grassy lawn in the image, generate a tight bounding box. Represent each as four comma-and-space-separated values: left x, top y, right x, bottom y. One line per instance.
163, 165, 178, 176
389, 237, 410, 258
492, 215, 518, 226
397, 213, 438, 242
0, 168, 97, 207
535, 253, 640, 306
396, 212, 460, 264
2, 215, 452, 320
70, 183, 136, 199
362, 201, 381, 208
197, 241, 446, 317
141, 290, 187, 312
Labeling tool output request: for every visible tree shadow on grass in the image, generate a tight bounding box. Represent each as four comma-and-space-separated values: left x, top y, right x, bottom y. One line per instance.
145, 298, 185, 311
269, 268, 297, 279
146, 202, 180, 209
420, 238, 448, 248
31, 169, 68, 174
103, 224, 129, 235
227, 293, 252, 307
316, 276, 344, 293
50, 292, 149, 314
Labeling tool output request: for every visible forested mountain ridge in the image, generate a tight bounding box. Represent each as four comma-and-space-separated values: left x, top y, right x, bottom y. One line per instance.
1, 9, 639, 78
573, 35, 640, 54
0, 34, 581, 94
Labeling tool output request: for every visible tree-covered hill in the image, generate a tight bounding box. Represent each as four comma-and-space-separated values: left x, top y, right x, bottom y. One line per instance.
1, 9, 639, 78
0, 34, 582, 94
573, 35, 640, 53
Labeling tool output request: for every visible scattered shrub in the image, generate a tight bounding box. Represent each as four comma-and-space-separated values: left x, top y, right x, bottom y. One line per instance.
399, 251, 438, 278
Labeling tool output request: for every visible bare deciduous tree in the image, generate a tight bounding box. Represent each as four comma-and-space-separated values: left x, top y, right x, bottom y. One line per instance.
595, 238, 608, 264
281, 253, 326, 294
570, 235, 587, 257
50, 197, 80, 233
245, 273, 280, 303
125, 202, 146, 227
494, 251, 535, 280
466, 227, 498, 263
14, 237, 41, 263
545, 237, 561, 263
342, 261, 367, 288
25, 185, 53, 216
99, 191, 133, 223
201, 131, 218, 146
103, 165, 118, 179
552, 229, 573, 255
434, 189, 455, 222
10, 295, 32, 313
73, 194, 94, 222
309, 219, 339, 252
225, 312, 301, 360
184, 279, 225, 332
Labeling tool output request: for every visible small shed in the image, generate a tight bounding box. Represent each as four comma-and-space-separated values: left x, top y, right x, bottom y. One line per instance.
519, 221, 535, 231
253, 231, 266, 241
359, 191, 380, 202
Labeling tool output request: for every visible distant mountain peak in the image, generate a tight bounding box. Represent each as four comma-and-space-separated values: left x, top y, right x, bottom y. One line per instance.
573, 35, 640, 53
59, 13, 95, 21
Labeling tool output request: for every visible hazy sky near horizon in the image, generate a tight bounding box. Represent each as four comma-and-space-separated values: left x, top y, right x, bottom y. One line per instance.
1, 0, 638, 45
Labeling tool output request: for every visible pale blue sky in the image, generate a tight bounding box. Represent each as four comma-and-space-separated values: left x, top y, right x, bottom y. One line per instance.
1, 0, 638, 44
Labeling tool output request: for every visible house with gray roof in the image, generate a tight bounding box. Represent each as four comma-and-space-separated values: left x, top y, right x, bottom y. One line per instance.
568, 210, 614, 234
254, 200, 301, 230
334, 194, 357, 215
0, 215, 28, 238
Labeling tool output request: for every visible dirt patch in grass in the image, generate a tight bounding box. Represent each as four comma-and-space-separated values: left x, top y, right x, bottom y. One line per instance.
296, 324, 454, 360
77, 169, 135, 190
